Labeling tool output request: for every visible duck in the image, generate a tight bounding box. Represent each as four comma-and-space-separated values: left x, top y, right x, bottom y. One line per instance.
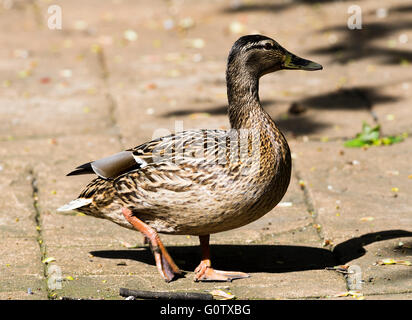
58, 34, 322, 282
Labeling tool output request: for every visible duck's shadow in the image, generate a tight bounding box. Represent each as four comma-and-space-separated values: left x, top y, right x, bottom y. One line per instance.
91, 230, 412, 273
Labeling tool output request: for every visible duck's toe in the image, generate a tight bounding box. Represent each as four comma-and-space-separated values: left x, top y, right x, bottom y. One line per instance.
194, 262, 249, 282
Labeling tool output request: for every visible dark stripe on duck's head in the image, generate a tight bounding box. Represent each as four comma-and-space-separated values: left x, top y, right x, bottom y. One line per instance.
228, 34, 281, 64
233, 34, 273, 48
230, 35, 275, 52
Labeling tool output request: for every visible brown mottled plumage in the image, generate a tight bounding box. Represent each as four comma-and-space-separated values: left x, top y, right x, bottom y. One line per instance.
59, 35, 322, 282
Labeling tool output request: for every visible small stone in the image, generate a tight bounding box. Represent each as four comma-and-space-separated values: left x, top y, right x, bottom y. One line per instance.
124, 29, 138, 42
376, 8, 388, 19
163, 19, 174, 30
399, 34, 408, 44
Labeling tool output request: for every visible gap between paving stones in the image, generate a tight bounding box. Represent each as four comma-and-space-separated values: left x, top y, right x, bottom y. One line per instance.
29, 168, 53, 299
95, 46, 124, 149
27, 0, 43, 27
294, 165, 325, 244
293, 163, 352, 292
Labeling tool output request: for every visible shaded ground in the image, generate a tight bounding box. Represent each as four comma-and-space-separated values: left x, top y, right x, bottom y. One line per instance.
0, 0, 411, 300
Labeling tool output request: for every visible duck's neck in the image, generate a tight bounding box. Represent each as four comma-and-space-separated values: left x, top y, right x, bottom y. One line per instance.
226, 66, 272, 130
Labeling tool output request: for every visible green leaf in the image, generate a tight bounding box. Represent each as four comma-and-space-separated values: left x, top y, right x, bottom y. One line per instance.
358, 121, 380, 142
344, 121, 405, 148
344, 138, 367, 148
387, 135, 404, 144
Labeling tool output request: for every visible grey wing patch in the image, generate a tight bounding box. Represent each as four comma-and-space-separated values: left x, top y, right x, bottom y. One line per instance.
67, 151, 144, 180
91, 151, 145, 179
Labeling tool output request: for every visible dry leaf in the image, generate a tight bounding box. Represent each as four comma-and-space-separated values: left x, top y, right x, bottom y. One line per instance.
90, 44, 102, 53
18, 69, 31, 78
376, 259, 411, 266
120, 241, 138, 248
360, 217, 374, 222
325, 265, 349, 274
209, 289, 235, 300
323, 239, 333, 247
42, 257, 56, 264
313, 224, 321, 230
335, 290, 363, 298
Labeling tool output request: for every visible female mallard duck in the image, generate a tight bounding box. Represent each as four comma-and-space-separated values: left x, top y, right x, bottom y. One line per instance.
58, 35, 322, 282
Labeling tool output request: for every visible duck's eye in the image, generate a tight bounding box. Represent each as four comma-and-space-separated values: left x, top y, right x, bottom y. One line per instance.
264, 43, 273, 50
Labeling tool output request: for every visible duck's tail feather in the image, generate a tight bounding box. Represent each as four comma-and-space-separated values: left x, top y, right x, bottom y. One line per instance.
57, 198, 92, 212
66, 162, 94, 176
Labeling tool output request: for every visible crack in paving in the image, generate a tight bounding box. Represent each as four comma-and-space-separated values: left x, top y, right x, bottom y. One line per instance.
292, 164, 372, 293
29, 169, 53, 299
28, 0, 44, 27
293, 165, 325, 245
361, 290, 412, 298
106, 92, 124, 148
293, 165, 350, 276
95, 47, 125, 149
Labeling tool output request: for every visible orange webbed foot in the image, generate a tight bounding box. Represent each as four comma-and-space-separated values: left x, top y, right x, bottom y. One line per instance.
194, 260, 250, 282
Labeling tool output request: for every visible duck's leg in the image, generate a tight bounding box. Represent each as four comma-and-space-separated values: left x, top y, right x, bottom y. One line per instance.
122, 208, 183, 282
194, 235, 250, 282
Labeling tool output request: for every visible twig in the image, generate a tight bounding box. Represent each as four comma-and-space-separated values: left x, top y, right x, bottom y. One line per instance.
119, 288, 214, 300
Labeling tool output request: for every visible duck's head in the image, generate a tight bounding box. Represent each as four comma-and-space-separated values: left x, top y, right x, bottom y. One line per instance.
228, 34, 322, 77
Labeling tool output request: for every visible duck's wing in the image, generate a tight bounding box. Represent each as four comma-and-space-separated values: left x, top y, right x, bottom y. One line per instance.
66, 129, 232, 180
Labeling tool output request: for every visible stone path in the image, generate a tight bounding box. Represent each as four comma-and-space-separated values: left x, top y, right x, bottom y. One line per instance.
0, 0, 411, 300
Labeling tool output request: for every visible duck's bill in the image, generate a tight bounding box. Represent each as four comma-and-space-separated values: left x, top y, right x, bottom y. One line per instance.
282, 52, 323, 71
